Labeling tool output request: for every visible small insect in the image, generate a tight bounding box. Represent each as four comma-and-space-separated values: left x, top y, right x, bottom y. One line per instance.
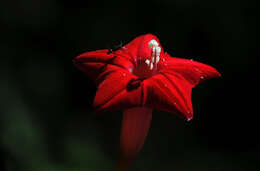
107, 41, 123, 54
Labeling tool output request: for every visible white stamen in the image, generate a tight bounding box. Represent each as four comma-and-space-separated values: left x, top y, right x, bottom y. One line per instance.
156, 47, 161, 57
150, 63, 153, 70
156, 47, 161, 63
156, 56, 160, 63
148, 39, 159, 48
148, 39, 161, 70
151, 46, 155, 63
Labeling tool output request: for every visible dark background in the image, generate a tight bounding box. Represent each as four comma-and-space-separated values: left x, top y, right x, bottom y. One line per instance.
0, 0, 259, 170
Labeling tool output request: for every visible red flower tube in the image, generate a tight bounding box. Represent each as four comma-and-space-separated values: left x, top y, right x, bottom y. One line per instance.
73, 34, 221, 170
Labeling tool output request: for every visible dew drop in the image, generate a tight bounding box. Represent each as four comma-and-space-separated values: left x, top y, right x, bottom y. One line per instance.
187, 117, 192, 122
145, 59, 150, 65
195, 68, 202, 73
162, 58, 165, 61
123, 73, 126, 77
200, 76, 204, 79
190, 59, 194, 61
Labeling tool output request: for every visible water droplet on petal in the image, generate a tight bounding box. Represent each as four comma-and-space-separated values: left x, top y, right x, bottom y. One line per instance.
200, 76, 204, 79
190, 59, 194, 61
187, 117, 192, 122
123, 73, 126, 77
195, 68, 203, 73
145, 59, 150, 65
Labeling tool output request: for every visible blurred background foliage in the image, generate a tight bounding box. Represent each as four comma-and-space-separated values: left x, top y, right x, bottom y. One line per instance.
0, 0, 259, 170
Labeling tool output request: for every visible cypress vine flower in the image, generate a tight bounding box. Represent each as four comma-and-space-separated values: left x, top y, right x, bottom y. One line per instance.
73, 34, 221, 170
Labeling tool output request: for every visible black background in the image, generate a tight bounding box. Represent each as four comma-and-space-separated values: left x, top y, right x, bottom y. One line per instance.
0, 0, 259, 170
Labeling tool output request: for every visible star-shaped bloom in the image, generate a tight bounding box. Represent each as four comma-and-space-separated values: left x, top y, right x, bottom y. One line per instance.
73, 34, 220, 170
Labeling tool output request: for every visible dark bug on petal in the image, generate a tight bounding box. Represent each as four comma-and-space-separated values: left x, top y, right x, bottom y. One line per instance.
107, 41, 123, 54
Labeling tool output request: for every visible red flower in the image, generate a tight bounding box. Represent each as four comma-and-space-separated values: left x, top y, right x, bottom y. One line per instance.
74, 34, 220, 170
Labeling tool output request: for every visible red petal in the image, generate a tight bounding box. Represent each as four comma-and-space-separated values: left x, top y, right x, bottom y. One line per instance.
159, 53, 221, 87
73, 49, 134, 83
73, 50, 143, 112
93, 65, 143, 112
144, 53, 221, 120
117, 107, 152, 170
143, 73, 193, 120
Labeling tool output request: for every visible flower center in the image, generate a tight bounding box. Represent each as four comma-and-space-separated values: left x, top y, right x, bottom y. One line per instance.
132, 39, 161, 78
